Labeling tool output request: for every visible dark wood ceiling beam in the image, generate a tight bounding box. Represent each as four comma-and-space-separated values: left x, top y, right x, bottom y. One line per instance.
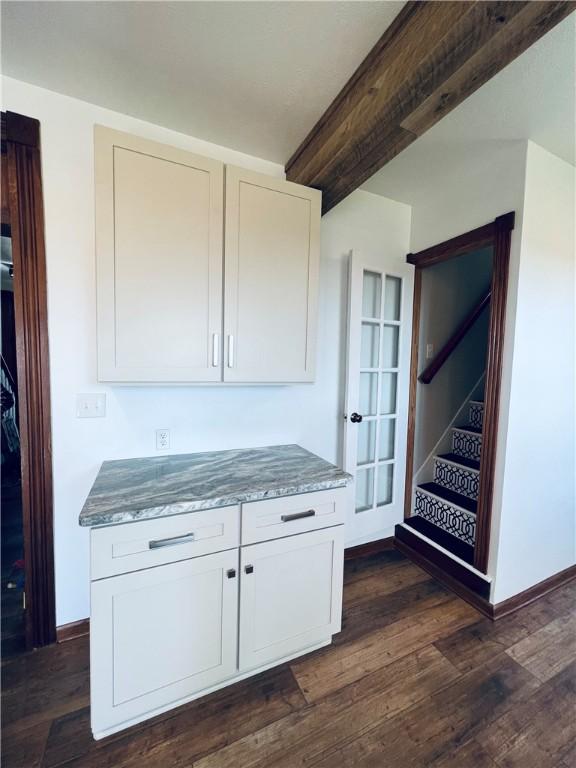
286, 1, 575, 214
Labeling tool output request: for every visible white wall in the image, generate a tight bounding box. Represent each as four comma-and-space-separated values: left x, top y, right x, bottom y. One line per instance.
408, 141, 528, 253
490, 143, 576, 602
1, 77, 411, 625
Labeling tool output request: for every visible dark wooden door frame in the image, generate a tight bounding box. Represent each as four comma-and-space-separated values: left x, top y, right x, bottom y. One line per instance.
2, 110, 56, 647
403, 212, 514, 573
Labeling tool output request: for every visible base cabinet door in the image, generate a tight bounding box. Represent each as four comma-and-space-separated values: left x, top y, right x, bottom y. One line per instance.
239, 526, 344, 672
91, 549, 238, 737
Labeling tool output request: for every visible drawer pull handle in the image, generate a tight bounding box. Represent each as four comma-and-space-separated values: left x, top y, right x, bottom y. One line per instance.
281, 509, 316, 523
245, 564, 254, 574
227, 569, 236, 579
149, 532, 195, 549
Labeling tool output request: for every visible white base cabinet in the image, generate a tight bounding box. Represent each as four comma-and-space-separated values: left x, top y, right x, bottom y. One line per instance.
89, 488, 346, 739
239, 526, 343, 671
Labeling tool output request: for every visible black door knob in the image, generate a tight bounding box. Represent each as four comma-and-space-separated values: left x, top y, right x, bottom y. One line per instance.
350, 412, 363, 423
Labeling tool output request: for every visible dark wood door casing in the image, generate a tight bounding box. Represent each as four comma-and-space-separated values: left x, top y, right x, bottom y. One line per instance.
404, 212, 515, 574
2, 110, 56, 647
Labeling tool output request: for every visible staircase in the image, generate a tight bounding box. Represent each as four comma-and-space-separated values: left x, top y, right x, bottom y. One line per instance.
404, 399, 484, 565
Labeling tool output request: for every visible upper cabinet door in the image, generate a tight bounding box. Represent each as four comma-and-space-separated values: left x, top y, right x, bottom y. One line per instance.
95, 126, 224, 382
224, 166, 321, 383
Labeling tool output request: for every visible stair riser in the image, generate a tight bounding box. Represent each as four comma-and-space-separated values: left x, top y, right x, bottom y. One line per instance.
433, 459, 479, 501
452, 429, 482, 461
414, 490, 476, 546
469, 402, 484, 430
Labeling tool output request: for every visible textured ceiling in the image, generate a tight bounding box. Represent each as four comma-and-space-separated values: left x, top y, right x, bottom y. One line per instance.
1, 0, 404, 163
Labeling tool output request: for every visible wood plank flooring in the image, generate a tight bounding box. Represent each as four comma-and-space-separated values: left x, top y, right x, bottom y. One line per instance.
2, 549, 575, 768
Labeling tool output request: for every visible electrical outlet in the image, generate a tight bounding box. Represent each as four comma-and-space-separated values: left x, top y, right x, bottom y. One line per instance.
426, 343, 434, 360
156, 429, 170, 451
76, 393, 106, 418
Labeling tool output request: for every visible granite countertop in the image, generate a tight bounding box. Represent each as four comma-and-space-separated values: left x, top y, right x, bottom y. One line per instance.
79, 444, 352, 527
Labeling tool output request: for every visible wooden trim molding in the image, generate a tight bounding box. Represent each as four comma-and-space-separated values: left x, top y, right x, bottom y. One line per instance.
492, 565, 576, 620
3, 110, 41, 149
407, 212, 514, 267
344, 537, 395, 560
3, 111, 56, 647
57, 618, 90, 643
404, 267, 422, 519
394, 527, 492, 617
473, 213, 513, 572
395, 530, 576, 621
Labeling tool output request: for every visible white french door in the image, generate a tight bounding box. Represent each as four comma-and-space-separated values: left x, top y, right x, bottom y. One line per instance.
343, 252, 413, 546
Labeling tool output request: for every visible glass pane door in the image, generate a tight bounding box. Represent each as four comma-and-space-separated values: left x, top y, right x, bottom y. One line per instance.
355, 272, 402, 515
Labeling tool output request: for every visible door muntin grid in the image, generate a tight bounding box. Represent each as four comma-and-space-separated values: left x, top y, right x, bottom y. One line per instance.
355, 272, 402, 514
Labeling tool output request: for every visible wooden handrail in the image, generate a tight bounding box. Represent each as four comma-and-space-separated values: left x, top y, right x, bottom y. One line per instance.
419, 289, 491, 384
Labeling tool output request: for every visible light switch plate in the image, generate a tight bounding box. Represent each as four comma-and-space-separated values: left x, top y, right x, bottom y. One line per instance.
76, 393, 106, 418
426, 343, 434, 360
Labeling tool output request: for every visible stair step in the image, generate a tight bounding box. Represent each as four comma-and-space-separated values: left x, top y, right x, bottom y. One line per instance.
452, 427, 482, 461
404, 516, 474, 565
414, 486, 476, 547
433, 457, 479, 501
454, 425, 482, 435
437, 453, 480, 471
469, 401, 484, 430
418, 482, 477, 514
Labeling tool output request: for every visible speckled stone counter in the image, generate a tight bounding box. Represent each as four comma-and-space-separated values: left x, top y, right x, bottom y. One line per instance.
79, 444, 352, 528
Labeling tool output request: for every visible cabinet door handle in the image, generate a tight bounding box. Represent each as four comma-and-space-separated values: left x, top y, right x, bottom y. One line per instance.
212, 333, 220, 367
227, 568, 236, 579
281, 509, 316, 523
149, 532, 195, 549
245, 564, 254, 574
227, 334, 234, 368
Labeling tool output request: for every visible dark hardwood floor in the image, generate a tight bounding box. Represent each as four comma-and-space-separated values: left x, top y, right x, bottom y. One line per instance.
2, 549, 575, 767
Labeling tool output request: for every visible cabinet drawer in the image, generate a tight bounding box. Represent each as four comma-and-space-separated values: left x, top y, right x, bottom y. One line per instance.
241, 489, 345, 545
91, 506, 240, 580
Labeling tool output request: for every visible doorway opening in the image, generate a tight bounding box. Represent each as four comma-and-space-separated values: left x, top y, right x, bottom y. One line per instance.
1, 110, 56, 650
405, 246, 493, 565
1, 221, 25, 654
398, 213, 514, 587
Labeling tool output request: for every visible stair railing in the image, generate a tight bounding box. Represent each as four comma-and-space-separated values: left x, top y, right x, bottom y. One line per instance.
419, 289, 491, 384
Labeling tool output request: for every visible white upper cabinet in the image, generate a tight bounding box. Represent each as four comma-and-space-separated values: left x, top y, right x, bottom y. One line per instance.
95, 126, 224, 382
224, 166, 321, 383
94, 128, 321, 384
